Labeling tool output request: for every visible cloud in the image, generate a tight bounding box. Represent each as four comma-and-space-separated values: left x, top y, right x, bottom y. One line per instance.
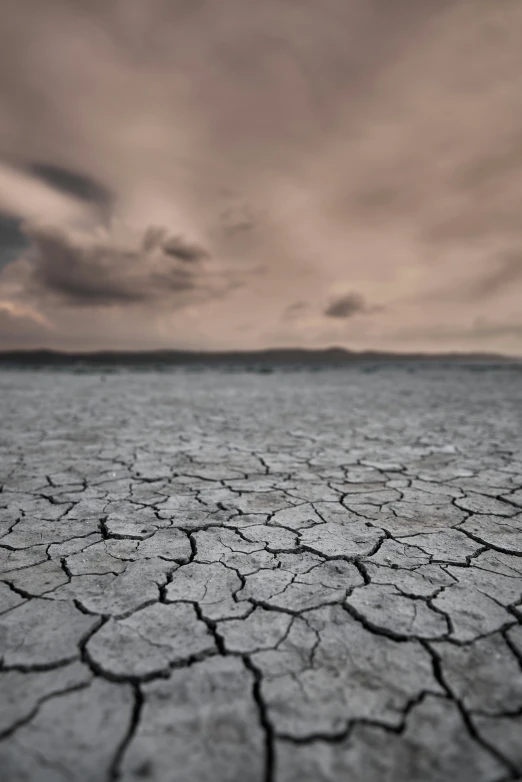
16, 221, 219, 307
0, 299, 51, 347
283, 301, 309, 321
1, 0, 522, 354
218, 204, 262, 240
283, 293, 381, 325
27, 163, 113, 210
162, 235, 209, 262
460, 251, 522, 301
0, 212, 27, 270
324, 292, 370, 319
140, 225, 208, 262
0, 162, 92, 228
417, 249, 522, 307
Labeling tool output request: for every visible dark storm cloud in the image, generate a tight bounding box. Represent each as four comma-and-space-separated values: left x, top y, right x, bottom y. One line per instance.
22, 222, 213, 306
26, 163, 113, 209
141, 226, 208, 262
0, 213, 25, 247
162, 236, 208, 262
324, 292, 368, 319
0, 212, 27, 270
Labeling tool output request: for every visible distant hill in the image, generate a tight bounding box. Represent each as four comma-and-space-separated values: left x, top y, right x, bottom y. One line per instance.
0, 347, 519, 368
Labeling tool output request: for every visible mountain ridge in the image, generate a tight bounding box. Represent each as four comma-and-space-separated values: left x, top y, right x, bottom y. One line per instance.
0, 346, 519, 366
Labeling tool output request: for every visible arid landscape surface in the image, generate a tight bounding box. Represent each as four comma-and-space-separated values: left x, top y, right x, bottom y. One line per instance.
1, 364, 522, 781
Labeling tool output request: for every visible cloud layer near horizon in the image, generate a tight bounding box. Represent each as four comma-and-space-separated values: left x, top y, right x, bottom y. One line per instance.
1, 0, 522, 353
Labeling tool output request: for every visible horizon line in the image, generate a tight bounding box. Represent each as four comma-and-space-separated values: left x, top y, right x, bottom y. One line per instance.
0, 345, 520, 362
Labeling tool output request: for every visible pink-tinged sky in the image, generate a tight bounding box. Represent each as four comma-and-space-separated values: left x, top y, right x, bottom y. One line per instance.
1, 0, 522, 355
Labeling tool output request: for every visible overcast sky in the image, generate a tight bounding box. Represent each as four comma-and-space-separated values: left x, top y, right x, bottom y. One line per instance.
1, 0, 521, 354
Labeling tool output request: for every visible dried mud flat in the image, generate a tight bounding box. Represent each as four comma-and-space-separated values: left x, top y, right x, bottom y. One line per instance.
1, 365, 522, 782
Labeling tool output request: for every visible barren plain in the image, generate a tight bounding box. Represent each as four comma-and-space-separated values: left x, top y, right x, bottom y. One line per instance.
1, 364, 521, 781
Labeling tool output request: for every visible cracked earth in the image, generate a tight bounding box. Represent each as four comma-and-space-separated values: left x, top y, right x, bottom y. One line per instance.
1, 365, 522, 782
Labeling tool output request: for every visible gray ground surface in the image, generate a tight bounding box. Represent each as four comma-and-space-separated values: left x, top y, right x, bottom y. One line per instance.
1, 365, 522, 782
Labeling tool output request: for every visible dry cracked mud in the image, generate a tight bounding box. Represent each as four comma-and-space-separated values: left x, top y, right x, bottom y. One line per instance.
1, 364, 522, 782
